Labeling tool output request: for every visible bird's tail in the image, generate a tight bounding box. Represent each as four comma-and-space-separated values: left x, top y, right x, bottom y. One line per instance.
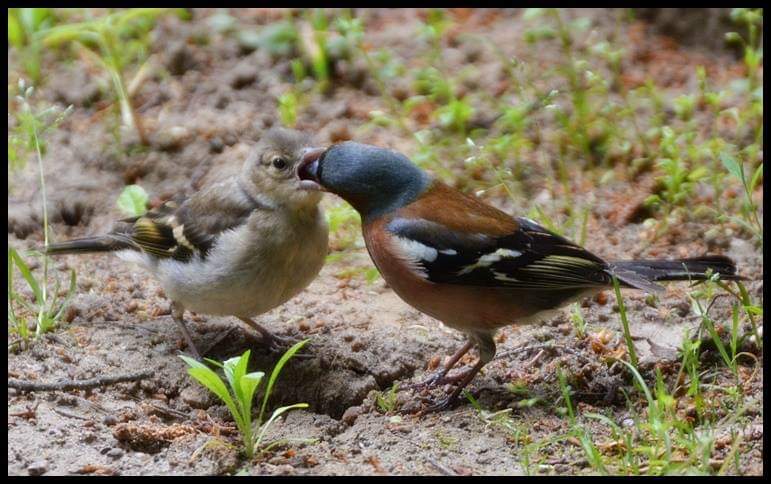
607, 255, 744, 294
45, 236, 129, 256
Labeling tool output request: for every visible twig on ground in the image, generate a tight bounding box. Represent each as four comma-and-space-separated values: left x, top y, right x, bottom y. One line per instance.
426, 457, 458, 476
51, 407, 89, 420
9, 402, 40, 419
496, 342, 588, 361
8, 370, 153, 392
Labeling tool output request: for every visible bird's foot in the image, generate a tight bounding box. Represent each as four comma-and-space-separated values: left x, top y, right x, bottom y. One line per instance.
419, 393, 462, 415
238, 317, 313, 359
405, 367, 470, 392
246, 331, 314, 360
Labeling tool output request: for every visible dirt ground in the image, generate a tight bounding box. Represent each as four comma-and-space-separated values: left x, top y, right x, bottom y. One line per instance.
7, 9, 763, 475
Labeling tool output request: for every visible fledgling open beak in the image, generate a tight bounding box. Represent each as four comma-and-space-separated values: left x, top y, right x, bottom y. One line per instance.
297, 147, 326, 191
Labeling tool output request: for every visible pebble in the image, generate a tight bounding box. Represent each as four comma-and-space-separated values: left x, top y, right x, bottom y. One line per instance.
674, 300, 690, 317
106, 448, 124, 459
125, 301, 139, 313
103, 415, 118, 426
166, 41, 197, 76
229, 63, 258, 89
180, 385, 215, 410
27, 460, 48, 476
155, 126, 190, 152
341, 406, 363, 426
209, 137, 224, 154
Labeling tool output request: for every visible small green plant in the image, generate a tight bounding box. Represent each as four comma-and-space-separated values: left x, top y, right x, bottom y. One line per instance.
116, 184, 149, 217
8, 247, 77, 350
611, 275, 639, 369
374, 383, 399, 414
554, 367, 609, 474
9, 80, 72, 173
719, 154, 762, 246
325, 202, 362, 252
237, 19, 298, 58
7, 8, 56, 84
299, 9, 331, 92
180, 340, 310, 460
570, 303, 587, 339
8, 81, 76, 350
41, 8, 182, 145
687, 274, 759, 403
726, 8, 763, 93
277, 91, 300, 128
643, 127, 709, 237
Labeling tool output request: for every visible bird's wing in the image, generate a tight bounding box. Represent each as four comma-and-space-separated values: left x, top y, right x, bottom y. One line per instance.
111, 179, 267, 261
385, 214, 613, 289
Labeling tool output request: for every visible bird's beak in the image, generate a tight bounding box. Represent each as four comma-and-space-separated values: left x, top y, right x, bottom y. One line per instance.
297, 147, 325, 191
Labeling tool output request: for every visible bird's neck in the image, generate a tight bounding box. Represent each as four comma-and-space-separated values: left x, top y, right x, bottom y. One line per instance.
358, 174, 432, 223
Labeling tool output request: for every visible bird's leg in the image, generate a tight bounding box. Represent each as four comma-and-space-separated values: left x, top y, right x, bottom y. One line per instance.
422, 331, 496, 413
407, 340, 475, 391
171, 302, 202, 360
237, 316, 311, 358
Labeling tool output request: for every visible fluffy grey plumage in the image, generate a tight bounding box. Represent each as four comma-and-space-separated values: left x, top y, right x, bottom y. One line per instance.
47, 127, 329, 358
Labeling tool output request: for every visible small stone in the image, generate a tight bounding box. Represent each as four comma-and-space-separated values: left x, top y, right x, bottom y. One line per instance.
27, 460, 48, 476
209, 137, 224, 154
181, 385, 216, 410
155, 126, 190, 152
674, 300, 690, 318
166, 41, 197, 76
63, 305, 80, 323
341, 405, 363, 426
103, 415, 118, 426
328, 122, 351, 143
125, 301, 139, 313
106, 448, 124, 459
229, 63, 258, 89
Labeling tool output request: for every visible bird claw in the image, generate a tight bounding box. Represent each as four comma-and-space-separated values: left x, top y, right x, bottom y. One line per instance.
404, 373, 446, 392
405, 368, 469, 392
250, 332, 314, 360
420, 394, 461, 415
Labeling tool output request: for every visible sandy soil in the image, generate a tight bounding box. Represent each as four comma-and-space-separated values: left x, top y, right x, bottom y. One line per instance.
8, 8, 763, 475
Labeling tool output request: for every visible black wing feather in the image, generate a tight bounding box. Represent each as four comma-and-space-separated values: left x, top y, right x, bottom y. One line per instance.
386, 216, 612, 289
111, 185, 258, 262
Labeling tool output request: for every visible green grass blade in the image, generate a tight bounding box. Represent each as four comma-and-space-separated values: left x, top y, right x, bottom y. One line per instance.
611, 275, 639, 369
258, 339, 309, 424
179, 355, 245, 432
9, 248, 43, 305
254, 403, 309, 451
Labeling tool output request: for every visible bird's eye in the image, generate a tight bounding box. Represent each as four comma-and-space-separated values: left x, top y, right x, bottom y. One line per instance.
271, 157, 288, 170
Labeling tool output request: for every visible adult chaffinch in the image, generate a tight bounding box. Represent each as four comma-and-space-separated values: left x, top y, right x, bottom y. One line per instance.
298, 141, 743, 411
46, 127, 329, 359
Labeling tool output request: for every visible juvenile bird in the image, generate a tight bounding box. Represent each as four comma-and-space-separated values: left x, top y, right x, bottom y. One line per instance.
298, 141, 743, 411
47, 127, 329, 359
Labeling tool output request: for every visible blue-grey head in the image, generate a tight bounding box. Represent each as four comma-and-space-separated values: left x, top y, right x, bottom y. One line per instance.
298, 142, 430, 220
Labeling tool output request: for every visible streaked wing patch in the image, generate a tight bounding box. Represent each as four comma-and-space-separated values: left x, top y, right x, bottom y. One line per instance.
108, 185, 258, 262
386, 215, 611, 289
457, 248, 522, 275
391, 236, 439, 279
